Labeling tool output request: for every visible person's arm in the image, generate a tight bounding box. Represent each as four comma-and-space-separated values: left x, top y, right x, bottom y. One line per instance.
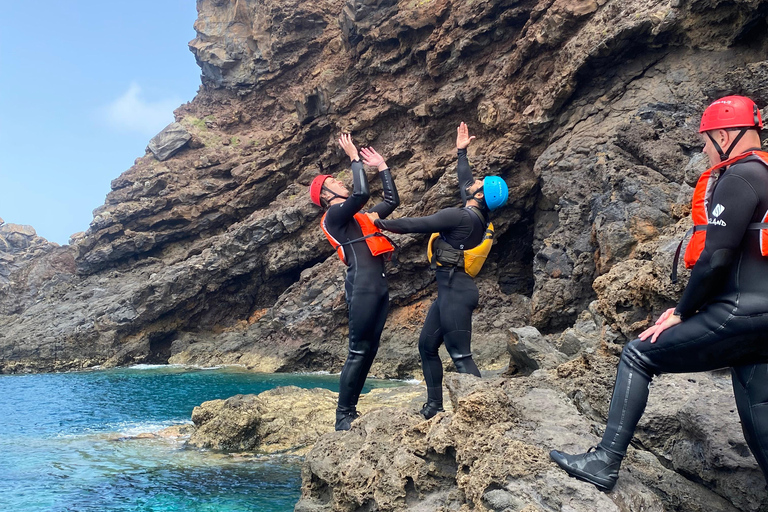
374, 208, 465, 234
326, 137, 370, 225
368, 168, 400, 219
361, 147, 400, 219
457, 149, 474, 205
456, 122, 476, 205
675, 172, 759, 318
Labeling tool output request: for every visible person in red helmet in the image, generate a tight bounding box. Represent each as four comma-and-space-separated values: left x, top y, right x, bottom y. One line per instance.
550, 95, 768, 491
310, 134, 400, 431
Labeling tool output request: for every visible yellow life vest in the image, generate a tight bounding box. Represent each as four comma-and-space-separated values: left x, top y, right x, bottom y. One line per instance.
426, 222, 494, 278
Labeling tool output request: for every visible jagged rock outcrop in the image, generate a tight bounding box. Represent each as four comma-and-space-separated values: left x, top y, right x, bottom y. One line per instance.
297, 367, 767, 512
0, 220, 75, 316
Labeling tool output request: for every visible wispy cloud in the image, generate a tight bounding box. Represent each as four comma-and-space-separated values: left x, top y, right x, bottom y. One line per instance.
103, 83, 182, 137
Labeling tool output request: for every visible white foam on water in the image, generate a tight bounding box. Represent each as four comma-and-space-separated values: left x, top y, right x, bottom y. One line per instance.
114, 420, 192, 436
128, 364, 184, 370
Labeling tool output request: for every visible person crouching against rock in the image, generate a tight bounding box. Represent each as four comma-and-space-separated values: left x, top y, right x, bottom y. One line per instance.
309, 134, 400, 431
550, 95, 768, 492
368, 123, 509, 420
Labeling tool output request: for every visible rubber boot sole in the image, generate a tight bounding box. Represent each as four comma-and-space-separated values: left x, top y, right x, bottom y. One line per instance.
549, 450, 617, 492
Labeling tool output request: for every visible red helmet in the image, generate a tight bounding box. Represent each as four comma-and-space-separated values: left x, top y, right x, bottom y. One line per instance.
310, 174, 332, 206
699, 95, 763, 133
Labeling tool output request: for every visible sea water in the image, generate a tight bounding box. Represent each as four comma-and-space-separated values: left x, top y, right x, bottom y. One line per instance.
0, 366, 398, 511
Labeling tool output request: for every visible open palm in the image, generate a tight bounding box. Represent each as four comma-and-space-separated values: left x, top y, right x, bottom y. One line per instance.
456, 122, 476, 149
361, 147, 386, 169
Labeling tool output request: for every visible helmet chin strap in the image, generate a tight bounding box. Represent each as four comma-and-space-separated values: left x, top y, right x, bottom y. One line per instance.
707, 128, 749, 161
469, 187, 487, 209
321, 185, 348, 204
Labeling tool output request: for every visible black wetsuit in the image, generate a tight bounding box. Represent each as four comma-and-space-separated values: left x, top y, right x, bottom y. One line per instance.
375, 148, 488, 406
600, 151, 768, 480
324, 160, 399, 412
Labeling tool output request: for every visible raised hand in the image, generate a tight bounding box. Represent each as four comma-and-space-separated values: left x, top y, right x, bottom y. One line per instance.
361, 147, 387, 171
338, 133, 360, 162
456, 122, 476, 150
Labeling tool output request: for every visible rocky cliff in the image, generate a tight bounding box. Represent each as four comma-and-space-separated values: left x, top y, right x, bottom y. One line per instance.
7, 0, 768, 375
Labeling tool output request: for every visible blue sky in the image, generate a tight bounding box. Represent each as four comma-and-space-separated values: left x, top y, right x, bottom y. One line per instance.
0, 1, 202, 245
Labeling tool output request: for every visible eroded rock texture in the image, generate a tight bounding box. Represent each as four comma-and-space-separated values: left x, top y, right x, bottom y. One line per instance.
185, 384, 425, 455
298, 367, 765, 512
7, 0, 768, 373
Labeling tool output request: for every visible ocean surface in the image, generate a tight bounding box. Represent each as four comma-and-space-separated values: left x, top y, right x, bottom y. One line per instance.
0, 365, 399, 511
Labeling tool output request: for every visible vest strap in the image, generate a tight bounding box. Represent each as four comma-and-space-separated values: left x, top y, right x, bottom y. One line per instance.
338, 232, 399, 263
671, 225, 706, 283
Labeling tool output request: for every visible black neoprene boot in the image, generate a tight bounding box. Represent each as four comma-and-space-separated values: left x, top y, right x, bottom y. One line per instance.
549, 446, 622, 492
550, 343, 654, 492
419, 401, 445, 420
335, 408, 360, 431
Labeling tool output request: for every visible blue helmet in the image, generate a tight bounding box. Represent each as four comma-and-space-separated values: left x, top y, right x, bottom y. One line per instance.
482, 176, 508, 211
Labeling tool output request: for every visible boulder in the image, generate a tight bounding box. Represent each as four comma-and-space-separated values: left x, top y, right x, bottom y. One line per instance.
147, 122, 192, 161
506, 326, 568, 375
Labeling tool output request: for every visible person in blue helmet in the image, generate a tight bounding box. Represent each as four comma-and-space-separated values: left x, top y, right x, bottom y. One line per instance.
368, 122, 509, 419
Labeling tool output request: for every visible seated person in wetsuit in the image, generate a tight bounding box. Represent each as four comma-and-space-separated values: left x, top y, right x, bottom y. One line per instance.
550, 95, 768, 492
309, 134, 400, 431
368, 123, 508, 419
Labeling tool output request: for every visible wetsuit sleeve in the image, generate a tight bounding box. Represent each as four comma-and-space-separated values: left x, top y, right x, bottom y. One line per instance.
457, 148, 474, 206
375, 208, 465, 234
324, 160, 369, 226
368, 168, 400, 219
675, 173, 759, 318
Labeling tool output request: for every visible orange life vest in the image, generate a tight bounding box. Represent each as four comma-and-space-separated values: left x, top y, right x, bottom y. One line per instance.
671, 150, 768, 282
320, 212, 395, 265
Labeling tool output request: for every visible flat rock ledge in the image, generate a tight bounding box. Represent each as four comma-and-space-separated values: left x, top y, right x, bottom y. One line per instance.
185, 383, 426, 456
297, 360, 768, 512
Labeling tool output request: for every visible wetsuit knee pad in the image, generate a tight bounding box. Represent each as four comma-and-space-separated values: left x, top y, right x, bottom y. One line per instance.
419, 333, 441, 357
621, 341, 657, 379
347, 342, 375, 360
447, 348, 481, 377
452, 356, 477, 373
447, 349, 474, 362
734, 365, 768, 405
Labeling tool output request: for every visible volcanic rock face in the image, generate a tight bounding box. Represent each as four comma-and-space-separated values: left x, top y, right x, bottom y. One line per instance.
5, 0, 768, 372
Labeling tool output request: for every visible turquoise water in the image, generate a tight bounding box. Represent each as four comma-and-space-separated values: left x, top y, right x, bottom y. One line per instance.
0, 366, 393, 511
